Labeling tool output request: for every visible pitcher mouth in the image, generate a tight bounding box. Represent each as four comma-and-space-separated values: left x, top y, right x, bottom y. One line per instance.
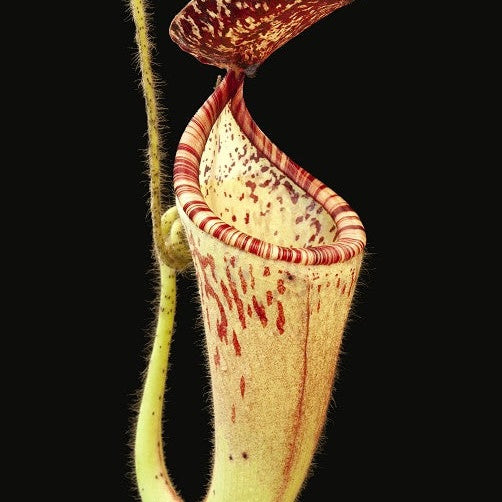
173, 71, 366, 266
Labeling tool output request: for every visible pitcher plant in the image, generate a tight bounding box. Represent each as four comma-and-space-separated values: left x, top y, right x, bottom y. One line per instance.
129, 1, 367, 501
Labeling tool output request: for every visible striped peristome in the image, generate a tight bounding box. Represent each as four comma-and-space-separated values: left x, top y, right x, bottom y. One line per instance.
174, 71, 365, 265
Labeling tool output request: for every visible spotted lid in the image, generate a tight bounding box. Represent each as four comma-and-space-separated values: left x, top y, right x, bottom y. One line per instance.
170, 0, 353, 74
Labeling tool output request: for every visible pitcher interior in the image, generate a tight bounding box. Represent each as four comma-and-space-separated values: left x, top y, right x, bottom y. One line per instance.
199, 105, 337, 249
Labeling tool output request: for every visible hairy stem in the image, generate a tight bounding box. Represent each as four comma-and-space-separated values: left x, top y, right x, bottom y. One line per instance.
130, 1, 186, 500
130, 0, 171, 267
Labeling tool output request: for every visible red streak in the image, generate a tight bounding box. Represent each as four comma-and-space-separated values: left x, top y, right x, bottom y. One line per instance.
281, 286, 310, 492
214, 346, 220, 367
263, 266, 270, 277
226, 266, 246, 329
277, 279, 286, 295
232, 330, 241, 356
348, 269, 355, 296
231, 404, 236, 423
266, 290, 273, 306
247, 304, 253, 317
192, 246, 228, 343
238, 267, 247, 294
252, 295, 268, 327
240, 376, 246, 398
276, 301, 285, 335
244, 212, 250, 224
220, 280, 233, 309
249, 264, 255, 289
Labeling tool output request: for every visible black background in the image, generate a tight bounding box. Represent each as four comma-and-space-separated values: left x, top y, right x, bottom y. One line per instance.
5, 0, 483, 497
105, 0, 432, 500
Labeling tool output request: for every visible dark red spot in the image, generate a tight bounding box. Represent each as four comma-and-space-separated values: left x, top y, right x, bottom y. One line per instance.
295, 216, 304, 224
264, 266, 270, 276
237, 144, 248, 160
240, 376, 246, 398
306, 199, 316, 212
230, 256, 236, 268
245, 180, 258, 203
277, 279, 286, 295
317, 300, 321, 312
239, 193, 245, 201
214, 347, 220, 367
244, 212, 250, 224
232, 215, 237, 222
283, 181, 299, 204
318, 284, 322, 293
247, 304, 253, 317
242, 452, 248, 459
310, 219, 322, 237
252, 296, 268, 327
276, 301, 285, 335
341, 284, 346, 294
232, 330, 241, 356
266, 290, 273, 306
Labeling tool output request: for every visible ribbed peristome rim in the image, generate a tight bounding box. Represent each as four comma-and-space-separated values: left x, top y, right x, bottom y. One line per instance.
174, 71, 366, 265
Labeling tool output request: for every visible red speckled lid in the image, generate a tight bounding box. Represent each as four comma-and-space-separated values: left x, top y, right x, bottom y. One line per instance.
170, 0, 353, 74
